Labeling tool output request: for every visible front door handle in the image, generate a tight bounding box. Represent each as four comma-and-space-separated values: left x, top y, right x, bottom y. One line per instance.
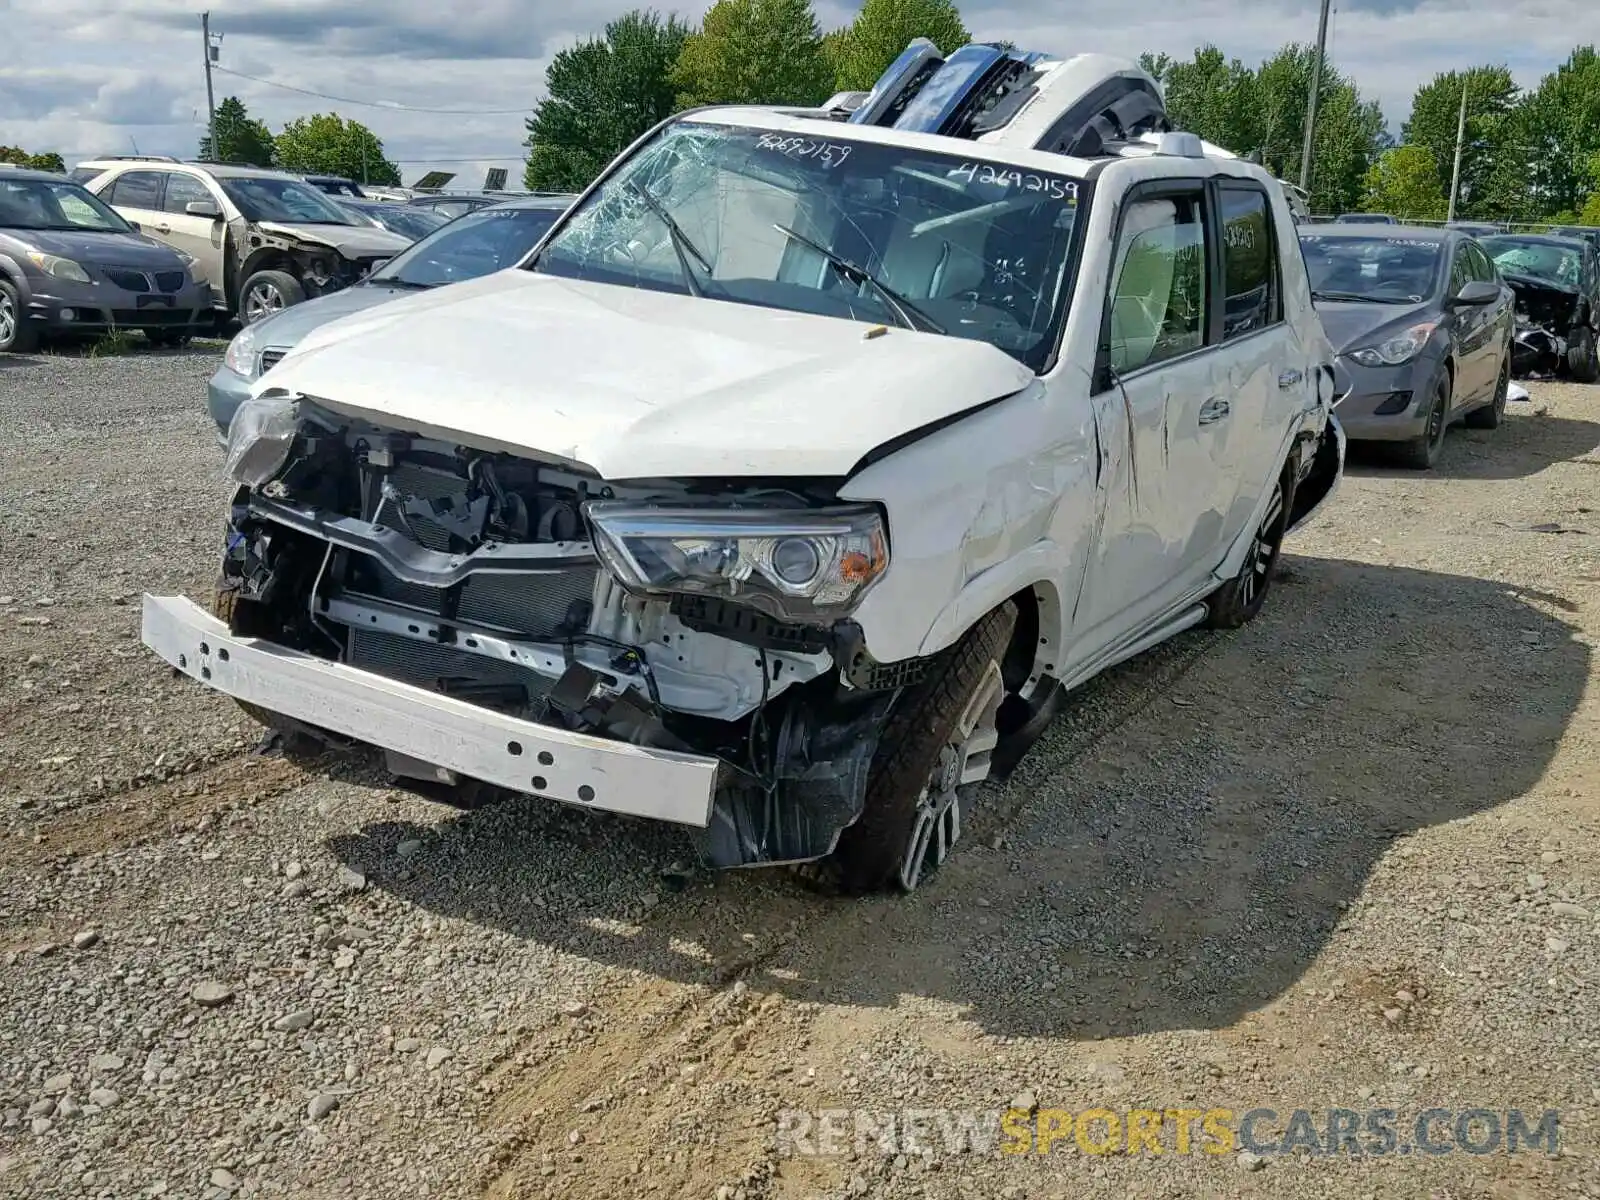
1278, 368, 1303, 389
1198, 397, 1231, 425
154, 224, 171, 234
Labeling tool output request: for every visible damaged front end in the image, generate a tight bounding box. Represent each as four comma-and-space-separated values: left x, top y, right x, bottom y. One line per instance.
166, 393, 918, 870
1505, 275, 1576, 378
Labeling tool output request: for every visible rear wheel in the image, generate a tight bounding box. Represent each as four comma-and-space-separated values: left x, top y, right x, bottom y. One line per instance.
1567, 325, 1600, 384
1205, 467, 1292, 630
829, 603, 1016, 894
1464, 354, 1510, 429
1395, 372, 1450, 469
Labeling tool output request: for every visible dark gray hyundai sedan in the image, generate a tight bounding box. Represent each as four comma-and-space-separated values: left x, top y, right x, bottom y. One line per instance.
1300, 224, 1515, 469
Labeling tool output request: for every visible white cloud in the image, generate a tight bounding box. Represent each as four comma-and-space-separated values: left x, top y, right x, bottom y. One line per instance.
1, 0, 1588, 186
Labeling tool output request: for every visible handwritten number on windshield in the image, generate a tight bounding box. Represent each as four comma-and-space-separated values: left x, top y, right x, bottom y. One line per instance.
756, 134, 852, 168
950, 162, 1077, 202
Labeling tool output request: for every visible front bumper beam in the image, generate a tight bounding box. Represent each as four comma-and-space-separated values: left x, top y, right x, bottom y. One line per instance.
141, 593, 720, 826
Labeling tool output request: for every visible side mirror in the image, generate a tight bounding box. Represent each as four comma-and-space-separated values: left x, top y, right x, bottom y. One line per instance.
1449, 279, 1500, 307
186, 200, 222, 220
126, 221, 141, 232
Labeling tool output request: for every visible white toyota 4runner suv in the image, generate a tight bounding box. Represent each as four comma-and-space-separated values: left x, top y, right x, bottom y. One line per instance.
143, 42, 1344, 894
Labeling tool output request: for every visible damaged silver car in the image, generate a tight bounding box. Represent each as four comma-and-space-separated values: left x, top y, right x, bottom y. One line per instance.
142, 43, 1345, 893
76, 158, 410, 326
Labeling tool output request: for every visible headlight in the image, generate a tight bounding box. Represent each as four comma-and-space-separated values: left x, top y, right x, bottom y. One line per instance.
586, 504, 889, 623
223, 326, 259, 377
223, 395, 300, 488
1349, 322, 1437, 367
24, 252, 91, 283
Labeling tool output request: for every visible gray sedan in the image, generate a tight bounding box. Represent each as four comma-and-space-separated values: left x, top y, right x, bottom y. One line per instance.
0, 166, 210, 353
209, 194, 575, 435
1300, 225, 1514, 468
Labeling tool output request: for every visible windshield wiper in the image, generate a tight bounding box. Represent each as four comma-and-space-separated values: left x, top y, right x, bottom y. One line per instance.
625, 179, 711, 298
371, 278, 434, 290
1311, 289, 1412, 304
772, 222, 945, 334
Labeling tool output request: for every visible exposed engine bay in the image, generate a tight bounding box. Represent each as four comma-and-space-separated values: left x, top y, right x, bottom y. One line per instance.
1506, 275, 1578, 378
216, 400, 947, 870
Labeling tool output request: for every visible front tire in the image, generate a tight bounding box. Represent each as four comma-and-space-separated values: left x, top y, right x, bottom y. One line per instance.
1395, 372, 1451, 469
238, 270, 304, 326
211, 585, 325, 758
1566, 325, 1600, 384
1464, 354, 1510, 429
829, 603, 1016, 894
0, 279, 39, 354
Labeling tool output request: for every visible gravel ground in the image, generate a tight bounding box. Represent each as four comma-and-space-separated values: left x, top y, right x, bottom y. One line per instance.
2, 344, 1598, 1200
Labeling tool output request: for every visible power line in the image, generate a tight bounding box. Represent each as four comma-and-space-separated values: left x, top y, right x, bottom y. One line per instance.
213, 65, 530, 114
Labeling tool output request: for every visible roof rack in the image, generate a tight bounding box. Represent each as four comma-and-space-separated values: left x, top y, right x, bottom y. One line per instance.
82, 154, 181, 163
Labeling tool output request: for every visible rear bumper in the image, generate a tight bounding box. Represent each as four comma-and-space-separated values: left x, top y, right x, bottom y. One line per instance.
140, 593, 721, 827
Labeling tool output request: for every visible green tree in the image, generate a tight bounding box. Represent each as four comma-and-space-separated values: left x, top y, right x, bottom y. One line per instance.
1361, 144, 1447, 218
199, 96, 277, 167
830, 0, 969, 92
1249, 44, 1386, 214
274, 113, 400, 185
1518, 46, 1600, 218
1145, 45, 1261, 157
672, 0, 834, 108
524, 9, 691, 192
0, 146, 66, 172
1400, 67, 1521, 220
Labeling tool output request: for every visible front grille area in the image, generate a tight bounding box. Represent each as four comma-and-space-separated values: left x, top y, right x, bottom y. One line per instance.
104, 269, 149, 292
109, 308, 196, 326
154, 270, 186, 292
353, 569, 598, 639
348, 627, 555, 706
258, 348, 287, 373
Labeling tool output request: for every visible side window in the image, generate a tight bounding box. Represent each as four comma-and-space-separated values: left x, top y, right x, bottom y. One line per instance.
1218, 186, 1279, 339
106, 171, 163, 209
1106, 192, 1208, 375
1448, 245, 1471, 294
1466, 243, 1495, 282
162, 173, 214, 215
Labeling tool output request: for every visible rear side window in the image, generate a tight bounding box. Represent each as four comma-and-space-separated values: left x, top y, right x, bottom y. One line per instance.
162, 173, 214, 214
68, 167, 102, 184
106, 171, 162, 209
1217, 186, 1279, 340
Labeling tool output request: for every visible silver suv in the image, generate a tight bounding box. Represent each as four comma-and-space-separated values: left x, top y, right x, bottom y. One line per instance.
75, 158, 409, 325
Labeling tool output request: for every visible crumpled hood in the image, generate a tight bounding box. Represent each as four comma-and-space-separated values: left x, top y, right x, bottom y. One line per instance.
1316, 300, 1434, 354
254, 270, 1037, 479
255, 220, 409, 259
20, 228, 188, 270
1502, 274, 1578, 332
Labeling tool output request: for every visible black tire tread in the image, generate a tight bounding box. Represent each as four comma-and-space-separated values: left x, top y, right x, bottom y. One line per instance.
829, 602, 1017, 894
238, 269, 305, 325
1567, 327, 1600, 385
1463, 356, 1509, 429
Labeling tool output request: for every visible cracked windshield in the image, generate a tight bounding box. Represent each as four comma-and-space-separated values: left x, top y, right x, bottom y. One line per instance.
527, 119, 1084, 371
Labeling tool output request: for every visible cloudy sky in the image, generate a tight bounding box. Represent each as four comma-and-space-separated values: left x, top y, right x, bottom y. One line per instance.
2, 0, 1586, 188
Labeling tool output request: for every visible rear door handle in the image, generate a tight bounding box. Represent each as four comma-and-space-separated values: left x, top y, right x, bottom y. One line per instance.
1198, 397, 1231, 425
1278, 368, 1303, 389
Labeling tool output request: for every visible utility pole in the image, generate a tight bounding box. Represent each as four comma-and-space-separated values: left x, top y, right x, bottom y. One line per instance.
1446, 76, 1469, 223
201, 12, 218, 160
1298, 0, 1332, 195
